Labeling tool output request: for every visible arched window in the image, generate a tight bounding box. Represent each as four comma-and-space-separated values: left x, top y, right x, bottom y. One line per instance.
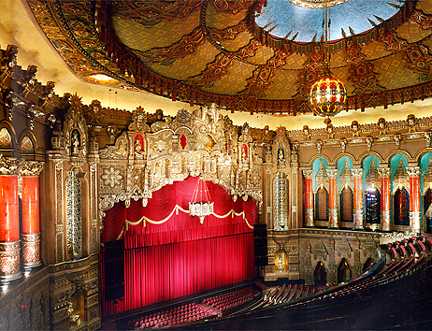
362, 257, 374, 273
394, 188, 409, 225
340, 187, 353, 222
314, 187, 328, 221
313, 261, 327, 287
424, 188, 432, 233
337, 258, 352, 284
365, 188, 380, 224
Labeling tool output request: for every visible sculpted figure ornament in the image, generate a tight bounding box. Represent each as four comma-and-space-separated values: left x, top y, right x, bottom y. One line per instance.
340, 139, 347, 153
377, 117, 387, 135
302, 125, 311, 140
425, 130, 432, 148
350, 120, 360, 137
407, 114, 417, 132
71, 130, 80, 156
366, 137, 373, 151
316, 140, 323, 154
394, 134, 402, 148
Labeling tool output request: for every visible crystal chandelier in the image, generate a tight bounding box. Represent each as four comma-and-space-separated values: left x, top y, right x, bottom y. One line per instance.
309, 3, 347, 117
189, 177, 214, 224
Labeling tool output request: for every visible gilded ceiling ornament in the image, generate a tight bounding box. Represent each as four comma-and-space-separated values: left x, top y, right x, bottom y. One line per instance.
112, 0, 201, 27
137, 27, 205, 66
288, 0, 348, 9
211, 0, 252, 14
243, 49, 292, 97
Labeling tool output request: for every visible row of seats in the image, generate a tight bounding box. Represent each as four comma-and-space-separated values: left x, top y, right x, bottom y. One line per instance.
201, 287, 258, 312
131, 287, 258, 329
292, 236, 432, 306
386, 236, 432, 259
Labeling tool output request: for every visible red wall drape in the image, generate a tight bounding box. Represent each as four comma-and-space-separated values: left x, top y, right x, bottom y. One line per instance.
101, 177, 257, 315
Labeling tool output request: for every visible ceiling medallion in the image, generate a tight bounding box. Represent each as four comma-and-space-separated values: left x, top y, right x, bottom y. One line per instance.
288, 0, 349, 9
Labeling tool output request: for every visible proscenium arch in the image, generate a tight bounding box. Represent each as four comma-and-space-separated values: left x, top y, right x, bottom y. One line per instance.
99, 174, 263, 220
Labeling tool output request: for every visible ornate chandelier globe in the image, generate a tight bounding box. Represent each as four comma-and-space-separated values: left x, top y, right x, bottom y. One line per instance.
309, 3, 347, 117
310, 76, 347, 116
189, 177, 214, 224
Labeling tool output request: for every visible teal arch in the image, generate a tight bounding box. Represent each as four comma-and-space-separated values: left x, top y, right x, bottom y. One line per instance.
312, 157, 329, 193
361, 155, 381, 192
336, 156, 353, 192
419, 152, 432, 223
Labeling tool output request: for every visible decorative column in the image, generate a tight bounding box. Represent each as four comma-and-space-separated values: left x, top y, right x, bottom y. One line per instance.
328, 168, 338, 228
351, 168, 363, 229
0, 156, 21, 283
408, 166, 421, 233
20, 161, 44, 271
302, 169, 314, 227
379, 167, 391, 231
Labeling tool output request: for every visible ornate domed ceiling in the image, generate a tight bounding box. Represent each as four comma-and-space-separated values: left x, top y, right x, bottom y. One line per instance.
26, 0, 432, 115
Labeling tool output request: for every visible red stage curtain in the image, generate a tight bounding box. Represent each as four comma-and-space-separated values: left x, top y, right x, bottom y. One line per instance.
101, 177, 257, 316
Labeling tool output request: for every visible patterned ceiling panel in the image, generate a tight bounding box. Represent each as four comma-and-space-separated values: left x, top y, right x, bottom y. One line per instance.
112, 12, 201, 52
25, 0, 432, 115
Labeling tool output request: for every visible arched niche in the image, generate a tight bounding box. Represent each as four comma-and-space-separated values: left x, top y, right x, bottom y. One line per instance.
313, 261, 327, 287
19, 133, 36, 154
394, 187, 410, 226
419, 152, 432, 232
361, 154, 381, 192
337, 258, 352, 284
340, 186, 353, 223
314, 187, 328, 222
273, 172, 288, 231
362, 257, 375, 273
312, 157, 329, 192
389, 154, 409, 226
365, 187, 380, 225
0, 126, 13, 149
424, 188, 432, 233
337, 156, 354, 223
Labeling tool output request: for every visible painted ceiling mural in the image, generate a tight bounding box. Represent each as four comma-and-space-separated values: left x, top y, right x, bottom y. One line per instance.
25, 0, 432, 115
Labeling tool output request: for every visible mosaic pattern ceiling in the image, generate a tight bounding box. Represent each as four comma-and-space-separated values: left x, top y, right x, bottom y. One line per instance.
256, 0, 406, 42
25, 0, 432, 115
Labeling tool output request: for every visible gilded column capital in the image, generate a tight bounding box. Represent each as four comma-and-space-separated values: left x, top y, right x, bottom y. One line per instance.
378, 166, 390, 177
407, 166, 420, 177
0, 154, 18, 175
327, 168, 338, 178
18, 160, 44, 176
350, 168, 363, 177
302, 169, 313, 178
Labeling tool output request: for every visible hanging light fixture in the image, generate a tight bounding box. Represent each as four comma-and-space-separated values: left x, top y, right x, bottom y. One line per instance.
189, 177, 214, 224
309, 3, 347, 117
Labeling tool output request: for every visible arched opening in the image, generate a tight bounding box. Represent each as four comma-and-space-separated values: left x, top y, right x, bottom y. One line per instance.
424, 188, 432, 233
365, 188, 380, 224
314, 187, 328, 221
362, 257, 375, 273
337, 258, 352, 284
340, 187, 353, 222
394, 187, 409, 225
313, 261, 327, 287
